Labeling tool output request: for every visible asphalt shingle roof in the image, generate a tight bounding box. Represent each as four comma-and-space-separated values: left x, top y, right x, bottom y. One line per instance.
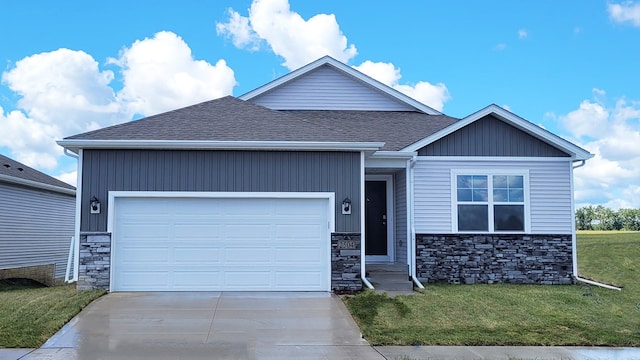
65, 96, 459, 151
0, 154, 76, 190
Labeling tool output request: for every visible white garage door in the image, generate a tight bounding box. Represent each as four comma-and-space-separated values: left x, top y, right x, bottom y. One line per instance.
111, 195, 331, 291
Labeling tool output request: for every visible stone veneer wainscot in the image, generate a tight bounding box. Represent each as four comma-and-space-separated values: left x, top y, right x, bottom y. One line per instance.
416, 234, 573, 285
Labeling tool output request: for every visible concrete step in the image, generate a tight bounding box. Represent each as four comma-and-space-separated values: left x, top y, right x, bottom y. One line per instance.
366, 263, 413, 292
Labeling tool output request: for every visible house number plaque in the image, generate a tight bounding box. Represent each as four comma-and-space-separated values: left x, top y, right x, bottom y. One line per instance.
337, 239, 358, 250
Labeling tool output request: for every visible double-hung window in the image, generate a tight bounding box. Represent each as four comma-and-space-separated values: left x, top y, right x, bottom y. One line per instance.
453, 171, 529, 232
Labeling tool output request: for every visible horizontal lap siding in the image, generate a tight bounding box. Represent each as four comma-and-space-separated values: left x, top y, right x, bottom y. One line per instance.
413, 159, 573, 234
81, 150, 360, 233
0, 183, 75, 279
250, 66, 414, 111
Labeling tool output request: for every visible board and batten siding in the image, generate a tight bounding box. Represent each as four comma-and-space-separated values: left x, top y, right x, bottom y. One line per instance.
418, 115, 570, 158
394, 170, 408, 263
413, 159, 573, 234
0, 182, 75, 279
249, 65, 415, 111
81, 150, 361, 233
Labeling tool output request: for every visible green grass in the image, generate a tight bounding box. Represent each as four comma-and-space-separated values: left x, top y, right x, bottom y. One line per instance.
0, 284, 105, 348
345, 231, 640, 346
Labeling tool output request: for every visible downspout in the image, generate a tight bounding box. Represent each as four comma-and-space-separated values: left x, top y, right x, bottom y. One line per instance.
409, 156, 424, 289
571, 160, 621, 291
361, 151, 374, 289
62, 148, 81, 283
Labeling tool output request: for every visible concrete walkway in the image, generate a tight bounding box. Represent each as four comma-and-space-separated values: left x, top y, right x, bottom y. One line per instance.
0, 292, 638, 359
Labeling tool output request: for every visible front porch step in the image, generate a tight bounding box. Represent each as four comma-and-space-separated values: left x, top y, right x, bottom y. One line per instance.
366, 263, 413, 293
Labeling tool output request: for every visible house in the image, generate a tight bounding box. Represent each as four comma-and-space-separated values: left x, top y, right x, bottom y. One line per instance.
0, 154, 76, 286
57, 56, 592, 292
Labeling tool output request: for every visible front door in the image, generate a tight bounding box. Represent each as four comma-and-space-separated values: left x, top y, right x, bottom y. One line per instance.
365, 180, 391, 262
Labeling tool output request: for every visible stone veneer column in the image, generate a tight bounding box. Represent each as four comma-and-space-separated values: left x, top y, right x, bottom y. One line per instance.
415, 234, 573, 285
77, 232, 111, 290
331, 233, 362, 292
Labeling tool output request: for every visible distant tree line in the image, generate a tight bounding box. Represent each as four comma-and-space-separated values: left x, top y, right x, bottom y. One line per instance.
575, 205, 640, 231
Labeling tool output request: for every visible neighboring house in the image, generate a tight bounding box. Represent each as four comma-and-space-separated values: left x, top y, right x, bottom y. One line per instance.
58, 56, 592, 292
0, 154, 76, 286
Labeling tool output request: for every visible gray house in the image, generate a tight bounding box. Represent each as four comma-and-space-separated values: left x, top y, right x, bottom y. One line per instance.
0, 154, 76, 285
58, 56, 592, 292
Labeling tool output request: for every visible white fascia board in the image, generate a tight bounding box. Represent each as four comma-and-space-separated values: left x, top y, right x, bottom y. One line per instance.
239, 55, 442, 115
417, 156, 574, 162
57, 139, 385, 154
0, 174, 76, 196
366, 151, 416, 168
403, 104, 594, 161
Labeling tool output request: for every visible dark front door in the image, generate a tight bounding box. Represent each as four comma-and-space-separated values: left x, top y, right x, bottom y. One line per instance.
365, 181, 388, 256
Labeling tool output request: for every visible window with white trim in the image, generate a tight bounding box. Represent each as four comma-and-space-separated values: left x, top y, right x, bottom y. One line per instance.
454, 171, 528, 232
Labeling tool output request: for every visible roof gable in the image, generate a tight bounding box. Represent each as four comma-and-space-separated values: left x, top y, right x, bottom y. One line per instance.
418, 114, 570, 157
405, 104, 593, 161
239, 56, 442, 114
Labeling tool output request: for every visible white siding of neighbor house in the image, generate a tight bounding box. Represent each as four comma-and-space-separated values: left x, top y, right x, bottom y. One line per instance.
249, 65, 415, 111
413, 158, 573, 234
0, 182, 75, 279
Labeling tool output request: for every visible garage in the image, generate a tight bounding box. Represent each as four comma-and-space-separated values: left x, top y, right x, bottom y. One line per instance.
109, 193, 332, 292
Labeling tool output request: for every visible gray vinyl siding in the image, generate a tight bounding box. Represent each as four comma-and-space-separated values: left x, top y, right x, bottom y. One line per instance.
81, 150, 361, 233
413, 159, 573, 234
249, 65, 415, 111
394, 170, 407, 264
0, 182, 75, 279
418, 115, 571, 157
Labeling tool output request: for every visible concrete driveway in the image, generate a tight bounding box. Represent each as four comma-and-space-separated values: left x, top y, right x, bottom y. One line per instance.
23, 292, 383, 360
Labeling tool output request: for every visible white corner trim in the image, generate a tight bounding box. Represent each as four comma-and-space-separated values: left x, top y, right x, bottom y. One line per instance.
403, 104, 593, 161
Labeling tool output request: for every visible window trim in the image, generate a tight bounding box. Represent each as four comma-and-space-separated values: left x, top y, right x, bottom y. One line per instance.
451, 169, 531, 233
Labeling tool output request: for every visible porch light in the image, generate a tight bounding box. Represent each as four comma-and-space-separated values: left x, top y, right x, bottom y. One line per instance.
341, 197, 352, 215
90, 196, 101, 214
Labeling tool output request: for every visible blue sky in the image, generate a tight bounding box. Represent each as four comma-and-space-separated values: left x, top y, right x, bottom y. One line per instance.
1, 0, 639, 208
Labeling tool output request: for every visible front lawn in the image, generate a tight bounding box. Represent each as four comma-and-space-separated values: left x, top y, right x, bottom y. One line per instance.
345, 231, 640, 346
0, 284, 105, 348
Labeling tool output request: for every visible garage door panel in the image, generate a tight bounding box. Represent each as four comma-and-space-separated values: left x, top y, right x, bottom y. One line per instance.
112, 196, 330, 291
275, 247, 322, 263
119, 246, 169, 263
173, 247, 222, 262
225, 247, 272, 263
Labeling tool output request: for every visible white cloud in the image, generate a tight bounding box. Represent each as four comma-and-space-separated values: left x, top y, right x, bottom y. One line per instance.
558, 90, 640, 208
1, 49, 126, 170
110, 31, 237, 116
608, 1, 640, 27
216, 9, 260, 50
494, 43, 507, 51
54, 170, 78, 187
1, 31, 237, 178
353, 61, 450, 112
216, 0, 357, 70
518, 29, 528, 39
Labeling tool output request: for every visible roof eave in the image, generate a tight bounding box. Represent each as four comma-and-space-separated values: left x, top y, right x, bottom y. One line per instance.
57, 139, 385, 153
0, 174, 75, 195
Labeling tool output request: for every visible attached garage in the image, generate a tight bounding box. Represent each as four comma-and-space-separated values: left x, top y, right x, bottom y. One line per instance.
109, 192, 334, 292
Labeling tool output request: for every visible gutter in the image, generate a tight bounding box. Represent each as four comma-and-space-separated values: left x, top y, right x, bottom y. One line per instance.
571, 160, 621, 291
408, 156, 424, 289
